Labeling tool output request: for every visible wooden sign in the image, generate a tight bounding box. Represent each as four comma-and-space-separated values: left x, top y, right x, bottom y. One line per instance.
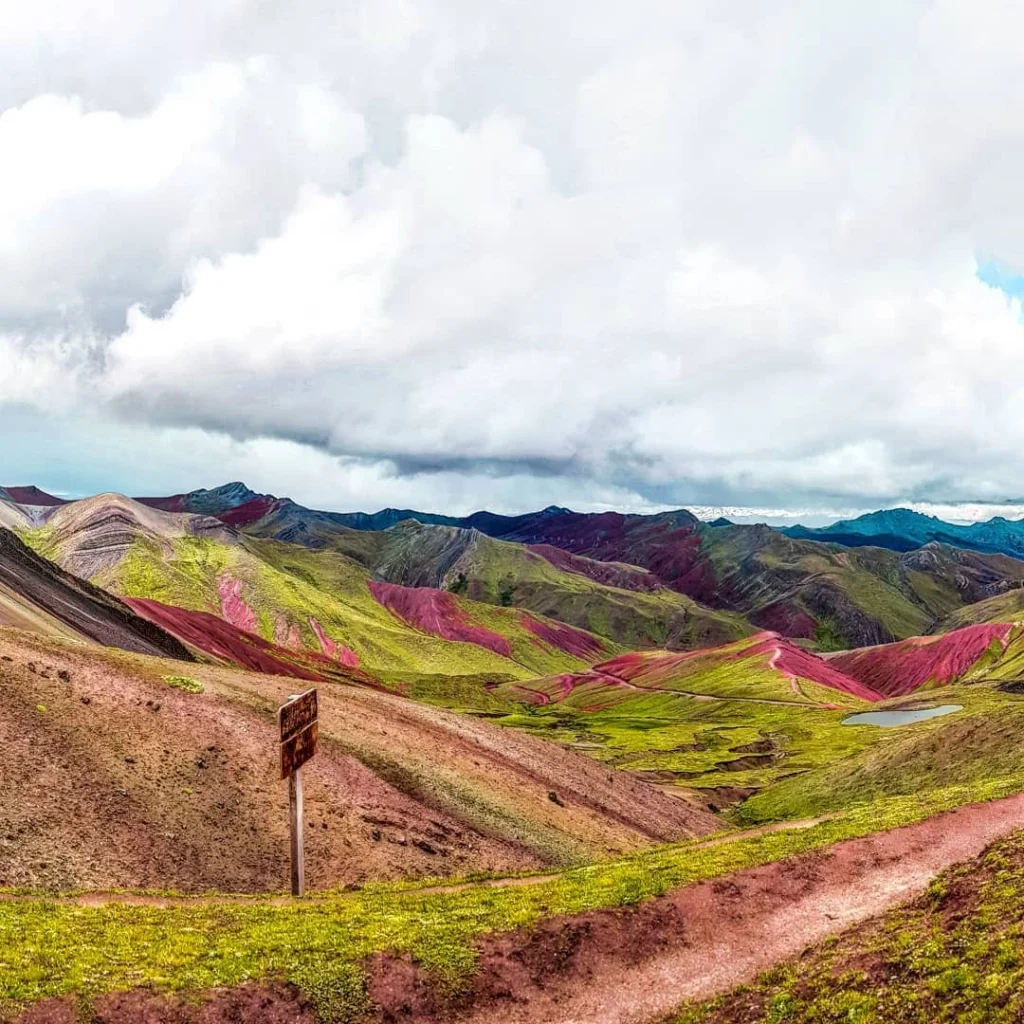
280, 720, 318, 778
278, 689, 318, 896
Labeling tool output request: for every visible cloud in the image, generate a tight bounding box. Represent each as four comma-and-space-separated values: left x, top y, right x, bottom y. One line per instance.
7, 0, 1024, 512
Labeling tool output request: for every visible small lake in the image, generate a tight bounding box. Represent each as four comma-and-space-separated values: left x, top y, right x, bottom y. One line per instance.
841, 704, 963, 728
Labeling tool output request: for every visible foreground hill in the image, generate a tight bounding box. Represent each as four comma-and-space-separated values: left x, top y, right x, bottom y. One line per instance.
0, 627, 716, 891
131, 483, 1024, 649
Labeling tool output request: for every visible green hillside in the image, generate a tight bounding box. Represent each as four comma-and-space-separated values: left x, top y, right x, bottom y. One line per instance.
700, 525, 1024, 649
283, 518, 754, 651
22, 510, 610, 681
939, 587, 1024, 630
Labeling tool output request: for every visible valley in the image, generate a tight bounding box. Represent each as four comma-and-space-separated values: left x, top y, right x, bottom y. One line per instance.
5, 483, 1024, 1021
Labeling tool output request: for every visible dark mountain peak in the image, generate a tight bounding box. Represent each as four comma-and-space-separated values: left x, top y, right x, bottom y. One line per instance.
841, 507, 937, 527
707, 517, 733, 527
181, 482, 269, 517
539, 505, 573, 516
195, 481, 266, 505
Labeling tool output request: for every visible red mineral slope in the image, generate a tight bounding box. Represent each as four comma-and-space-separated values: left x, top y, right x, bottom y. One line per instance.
519, 612, 606, 660
509, 633, 884, 707
746, 633, 885, 702
503, 510, 719, 603
310, 615, 361, 668
829, 623, 1015, 698
133, 493, 187, 512
125, 597, 379, 687
750, 600, 818, 639
216, 574, 259, 633
526, 543, 663, 593
217, 495, 284, 527
368, 580, 513, 658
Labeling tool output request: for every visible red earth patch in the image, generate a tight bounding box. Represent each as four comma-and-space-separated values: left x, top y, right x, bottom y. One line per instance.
750, 601, 818, 639
527, 543, 662, 593
519, 612, 604, 660
309, 616, 361, 667
2, 486, 68, 507
133, 494, 187, 512
273, 615, 303, 651
744, 633, 885, 702
368, 580, 513, 658
217, 575, 258, 634
125, 597, 380, 688
217, 495, 282, 527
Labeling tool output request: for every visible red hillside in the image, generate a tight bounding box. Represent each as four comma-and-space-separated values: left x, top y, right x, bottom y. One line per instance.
829, 623, 1015, 697
368, 580, 513, 657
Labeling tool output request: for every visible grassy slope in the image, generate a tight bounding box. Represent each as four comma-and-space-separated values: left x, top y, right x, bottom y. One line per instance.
939, 587, 1024, 629
418, 637, 883, 796
739, 681, 1024, 824
699, 527, 1024, 650
304, 519, 753, 652
701, 527, 936, 645
741, 626, 1024, 824
419, 632, 1024, 809
672, 826, 1024, 1024
450, 531, 752, 650
5, 782, 1024, 1022
44, 530, 602, 681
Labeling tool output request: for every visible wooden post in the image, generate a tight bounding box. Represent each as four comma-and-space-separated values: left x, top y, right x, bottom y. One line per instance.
289, 766, 305, 897
279, 689, 318, 898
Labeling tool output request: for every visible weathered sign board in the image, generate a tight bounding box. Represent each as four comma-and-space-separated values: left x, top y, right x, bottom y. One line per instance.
281, 720, 318, 778
278, 689, 318, 896
279, 688, 318, 779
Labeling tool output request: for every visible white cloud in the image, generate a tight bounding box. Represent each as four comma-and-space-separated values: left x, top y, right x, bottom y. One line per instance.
7, 0, 1024, 512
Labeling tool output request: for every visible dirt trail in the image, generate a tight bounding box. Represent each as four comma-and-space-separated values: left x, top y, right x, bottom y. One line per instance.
367, 792, 1024, 1024
0, 816, 832, 906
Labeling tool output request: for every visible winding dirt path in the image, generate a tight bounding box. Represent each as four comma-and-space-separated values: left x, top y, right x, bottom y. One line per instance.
367, 791, 1024, 1024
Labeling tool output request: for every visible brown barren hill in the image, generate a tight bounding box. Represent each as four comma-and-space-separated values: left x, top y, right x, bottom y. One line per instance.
0, 629, 717, 892
0, 528, 194, 659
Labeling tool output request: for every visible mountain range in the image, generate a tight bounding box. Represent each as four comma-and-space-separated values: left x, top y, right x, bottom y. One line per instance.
5, 482, 1024, 660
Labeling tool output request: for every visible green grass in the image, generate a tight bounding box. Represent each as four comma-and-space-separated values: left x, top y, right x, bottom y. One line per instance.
4, 781, 1024, 1022
163, 675, 204, 694
471, 639, 884, 792
697, 526, 971, 647
670, 826, 1024, 1023
738, 682, 1024, 824
940, 588, 1024, 630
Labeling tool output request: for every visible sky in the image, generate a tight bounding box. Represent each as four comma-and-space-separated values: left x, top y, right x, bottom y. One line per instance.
4, 0, 1024, 521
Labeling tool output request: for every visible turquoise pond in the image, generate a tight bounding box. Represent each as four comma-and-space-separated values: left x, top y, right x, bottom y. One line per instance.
841, 704, 963, 728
